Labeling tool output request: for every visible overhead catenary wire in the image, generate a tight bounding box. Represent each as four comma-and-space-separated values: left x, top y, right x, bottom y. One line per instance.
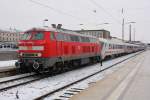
29, 0, 97, 26
29, 0, 81, 20
89, 0, 121, 24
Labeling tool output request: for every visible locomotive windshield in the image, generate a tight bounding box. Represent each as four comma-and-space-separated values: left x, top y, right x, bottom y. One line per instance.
21, 32, 32, 40
32, 32, 44, 40
21, 32, 44, 40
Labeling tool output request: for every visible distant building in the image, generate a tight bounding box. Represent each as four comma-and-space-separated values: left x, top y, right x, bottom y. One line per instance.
0, 29, 21, 49
0, 29, 21, 43
75, 29, 110, 39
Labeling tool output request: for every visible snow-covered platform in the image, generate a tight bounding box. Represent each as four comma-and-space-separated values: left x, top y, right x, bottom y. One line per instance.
70, 50, 150, 100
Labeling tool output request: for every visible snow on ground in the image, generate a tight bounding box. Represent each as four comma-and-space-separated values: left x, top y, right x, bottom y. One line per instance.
0, 60, 16, 68
45, 56, 132, 100
0, 52, 141, 100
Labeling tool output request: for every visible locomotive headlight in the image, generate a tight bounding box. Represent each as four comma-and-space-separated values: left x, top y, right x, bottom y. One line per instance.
37, 53, 42, 57
19, 52, 23, 56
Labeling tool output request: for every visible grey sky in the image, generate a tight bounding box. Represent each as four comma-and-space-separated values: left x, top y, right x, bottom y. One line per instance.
0, 0, 150, 43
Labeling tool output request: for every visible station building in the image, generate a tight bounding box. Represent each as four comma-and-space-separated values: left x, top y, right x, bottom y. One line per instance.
0, 29, 21, 48
75, 29, 111, 39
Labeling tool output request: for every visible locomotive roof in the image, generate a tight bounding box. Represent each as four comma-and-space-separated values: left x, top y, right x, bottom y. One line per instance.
26, 27, 97, 39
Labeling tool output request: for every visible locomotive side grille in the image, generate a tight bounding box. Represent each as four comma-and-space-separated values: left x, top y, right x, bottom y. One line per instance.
22, 53, 38, 57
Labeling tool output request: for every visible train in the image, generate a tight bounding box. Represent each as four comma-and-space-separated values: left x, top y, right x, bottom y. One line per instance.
15, 27, 145, 73
99, 38, 145, 59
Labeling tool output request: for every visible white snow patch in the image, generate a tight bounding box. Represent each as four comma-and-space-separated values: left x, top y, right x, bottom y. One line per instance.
0, 60, 16, 68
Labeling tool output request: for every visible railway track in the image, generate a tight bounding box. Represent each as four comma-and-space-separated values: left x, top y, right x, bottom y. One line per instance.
0, 72, 35, 84
0, 72, 48, 92
34, 51, 143, 100
0, 69, 16, 78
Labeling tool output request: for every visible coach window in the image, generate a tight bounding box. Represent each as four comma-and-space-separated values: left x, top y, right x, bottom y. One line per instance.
50, 32, 55, 40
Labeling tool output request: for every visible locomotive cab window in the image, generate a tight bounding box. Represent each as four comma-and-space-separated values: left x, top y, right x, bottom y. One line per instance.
21, 32, 32, 40
32, 32, 44, 40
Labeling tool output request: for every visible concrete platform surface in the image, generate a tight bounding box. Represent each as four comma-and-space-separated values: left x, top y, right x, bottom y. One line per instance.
70, 50, 149, 100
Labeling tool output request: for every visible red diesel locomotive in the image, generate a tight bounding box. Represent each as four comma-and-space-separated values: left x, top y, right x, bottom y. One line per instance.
15, 27, 101, 73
